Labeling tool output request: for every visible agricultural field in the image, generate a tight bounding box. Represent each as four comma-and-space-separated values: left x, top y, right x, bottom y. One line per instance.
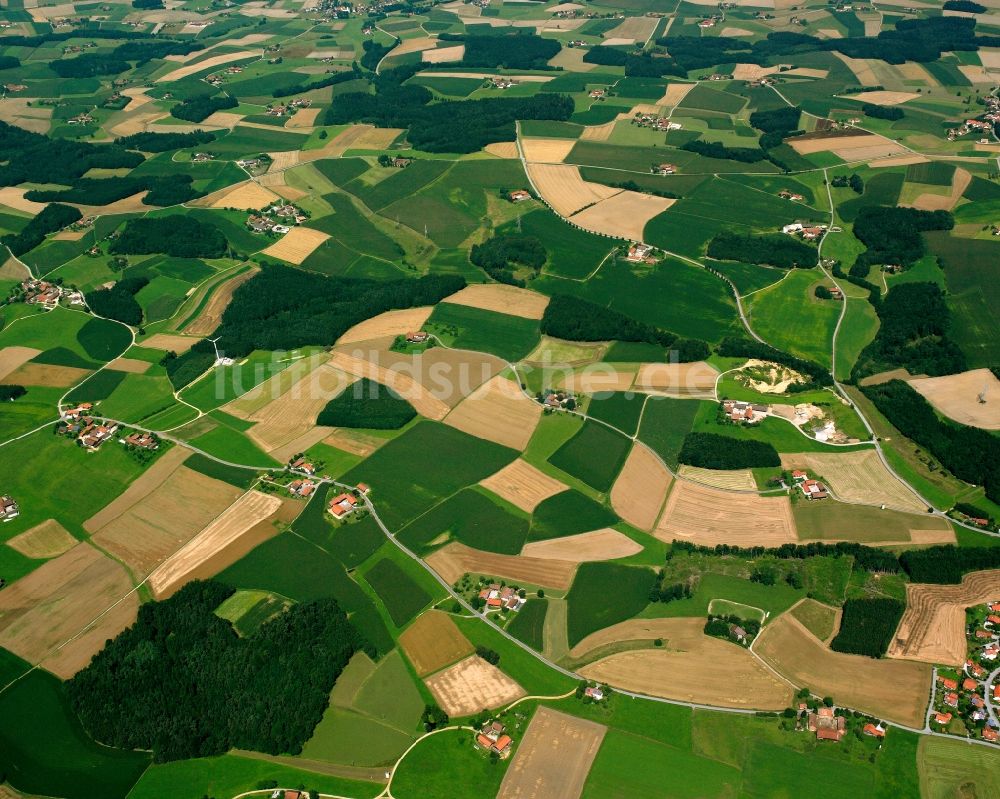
1, 1, 997, 795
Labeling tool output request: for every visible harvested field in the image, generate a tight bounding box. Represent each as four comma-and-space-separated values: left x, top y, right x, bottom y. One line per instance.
558, 368, 635, 393
260, 226, 330, 264
148, 490, 283, 597
201, 112, 245, 129
389, 36, 438, 58
870, 155, 930, 168
244, 363, 351, 453
678, 465, 756, 491
141, 333, 199, 353
441, 283, 549, 321
654, 480, 797, 546
185, 267, 260, 337
5, 362, 90, 388
610, 444, 671, 531
373, 347, 505, 407
568, 191, 674, 242
756, 613, 931, 728
323, 428, 387, 457
422, 44, 465, 63
207, 181, 281, 210
485, 142, 519, 158
732, 63, 779, 81
91, 465, 243, 577
521, 529, 641, 563
832, 52, 879, 85
909, 167, 971, 212
427, 542, 578, 590
328, 350, 451, 421
0, 347, 40, 381
398, 610, 475, 677
269, 427, 334, 465
789, 132, 900, 155
155, 50, 261, 83
888, 570, 1000, 666
83, 446, 191, 532
780, 450, 925, 511
721, 27, 754, 37
578, 618, 792, 710
521, 137, 577, 163
424, 654, 525, 717
107, 109, 167, 138
0, 542, 138, 679
959, 65, 993, 83
107, 357, 151, 374
497, 707, 606, 799
258, 170, 308, 201
286, 108, 321, 128
481, 459, 569, 513
634, 361, 717, 397
526, 163, 620, 218
603, 16, 657, 43
337, 307, 435, 345
579, 120, 618, 142
909, 368, 1000, 430
6, 520, 77, 560
444, 375, 541, 450
0, 187, 46, 215
849, 90, 920, 105
659, 82, 694, 108
0, 98, 52, 134
267, 150, 301, 171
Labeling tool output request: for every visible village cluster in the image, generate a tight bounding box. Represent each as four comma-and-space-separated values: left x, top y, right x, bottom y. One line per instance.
797, 703, 887, 744
57, 403, 159, 452
246, 202, 309, 235
8, 278, 83, 310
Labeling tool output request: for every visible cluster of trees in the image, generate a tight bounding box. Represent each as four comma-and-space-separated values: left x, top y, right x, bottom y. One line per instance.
704, 613, 761, 641
0, 120, 143, 188
861, 103, 904, 121
315, 378, 417, 430
540, 294, 709, 361
170, 94, 238, 123
475, 645, 501, 665
707, 231, 815, 269
862, 380, 1000, 502
944, 0, 987, 11
361, 39, 397, 71
49, 39, 200, 78
25, 174, 202, 207
749, 106, 803, 150
0, 56, 20, 71
850, 206, 953, 277
115, 130, 216, 153
0, 385, 26, 401
132, 0, 164, 8
440, 31, 559, 70
831, 173, 864, 193
421, 704, 449, 732
815, 285, 834, 300
111, 216, 228, 258
85, 276, 148, 326
830, 597, 905, 658
678, 432, 781, 469
272, 64, 361, 98
68, 581, 372, 762
953, 502, 993, 525
901, 545, 1000, 584
164, 268, 465, 388
666, 539, 902, 574
323, 64, 574, 153
853, 282, 967, 379
717, 336, 833, 388
1, 203, 81, 256
581, 47, 686, 78
680, 139, 768, 164
648, 574, 692, 604
469, 234, 546, 287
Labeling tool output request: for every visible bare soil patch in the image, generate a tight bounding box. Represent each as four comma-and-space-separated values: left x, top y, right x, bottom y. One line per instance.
142, 333, 199, 353
634, 361, 717, 397
526, 163, 621, 218
888, 570, 1000, 666
497, 706, 606, 799
850, 90, 920, 105
399, 610, 475, 677
260, 226, 330, 264
909, 368, 1000, 430
780, 450, 925, 511
485, 141, 519, 158
732, 63, 779, 81
427, 542, 578, 590
444, 375, 541, 450
870, 155, 930, 169
790, 133, 901, 157
442, 283, 549, 320
521, 137, 577, 163
107, 357, 151, 374
568, 190, 675, 242
424, 654, 525, 717
756, 613, 930, 728
603, 16, 657, 43
579, 120, 619, 142
654, 480, 797, 546
185, 267, 260, 337
610, 443, 672, 531
286, 108, 322, 129
329, 350, 452, 421
156, 50, 261, 83
579, 618, 792, 710
149, 489, 284, 597
422, 44, 465, 63
6, 519, 77, 559
480, 459, 568, 513
0, 346, 40, 381
91, 465, 243, 577
337, 307, 435, 345
521, 529, 641, 563
558, 368, 635, 393
5, 362, 90, 388
0, 542, 138, 679
323, 428, 388, 457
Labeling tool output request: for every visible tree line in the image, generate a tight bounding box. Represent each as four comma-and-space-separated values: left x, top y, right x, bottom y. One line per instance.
666, 539, 901, 575
85, 276, 148, 327
48, 39, 200, 78
581, 47, 686, 78
849, 206, 953, 278
830, 597, 905, 658
170, 95, 238, 123
115, 130, 217, 153
469, 234, 546, 287
540, 294, 709, 362
111, 216, 228, 259
25, 174, 202, 207
862, 103, 904, 121
678, 432, 781, 469
1, 203, 81, 256
707, 231, 815, 269
438, 31, 560, 70
68, 580, 372, 762
900, 545, 1000, 584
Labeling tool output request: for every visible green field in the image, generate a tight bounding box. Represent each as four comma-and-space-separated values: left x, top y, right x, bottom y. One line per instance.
398, 487, 530, 555
644, 572, 804, 621
746, 270, 838, 368
789, 598, 837, 641
586, 391, 646, 436
530, 489, 619, 541
637, 397, 702, 469
362, 558, 433, 627
548, 420, 631, 493
566, 562, 656, 646
506, 597, 548, 651
391, 728, 507, 799
427, 303, 540, 362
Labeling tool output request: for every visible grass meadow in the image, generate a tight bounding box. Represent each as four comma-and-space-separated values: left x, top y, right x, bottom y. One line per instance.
530, 489, 619, 541
566, 562, 656, 646
548, 420, 631, 493
362, 558, 433, 627
746, 270, 839, 368
427, 303, 540, 362
397, 487, 530, 555
586, 391, 646, 436
506, 597, 548, 651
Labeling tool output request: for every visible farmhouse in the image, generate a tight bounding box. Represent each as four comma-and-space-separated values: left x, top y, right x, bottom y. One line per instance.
933, 711, 952, 726
799, 479, 829, 500
863, 722, 886, 738
123, 432, 158, 450
807, 707, 846, 742
328, 492, 358, 518
290, 458, 316, 475
585, 685, 604, 701
406, 331, 429, 343
1, 495, 19, 520
492, 77, 517, 89
588, 89, 606, 99
475, 720, 514, 758
653, 163, 678, 175
509, 189, 531, 202
288, 478, 317, 497
626, 243, 654, 262
778, 190, 805, 202
943, 692, 959, 708
79, 422, 119, 450
722, 399, 767, 424
63, 401, 94, 420
479, 583, 525, 611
